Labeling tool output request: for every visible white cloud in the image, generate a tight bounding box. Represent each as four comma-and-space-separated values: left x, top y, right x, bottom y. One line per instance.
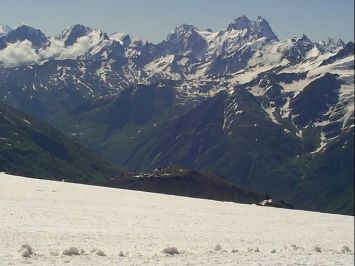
0, 40, 39, 67
0, 31, 110, 67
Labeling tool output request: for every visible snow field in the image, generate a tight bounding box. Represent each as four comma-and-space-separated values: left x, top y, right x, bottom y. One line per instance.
0, 173, 353, 265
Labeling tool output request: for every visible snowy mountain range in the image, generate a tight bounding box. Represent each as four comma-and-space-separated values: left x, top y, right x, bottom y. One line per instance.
0, 16, 353, 214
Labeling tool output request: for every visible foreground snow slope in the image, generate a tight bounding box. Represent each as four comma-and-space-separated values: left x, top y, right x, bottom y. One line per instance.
0, 173, 353, 265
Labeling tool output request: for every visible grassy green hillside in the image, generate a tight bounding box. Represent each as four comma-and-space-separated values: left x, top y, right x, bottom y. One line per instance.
0, 104, 124, 182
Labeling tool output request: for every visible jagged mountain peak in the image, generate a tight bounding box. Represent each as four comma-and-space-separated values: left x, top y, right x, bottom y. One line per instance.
110, 32, 132, 46
227, 15, 251, 31
167, 23, 200, 41
62, 24, 93, 35
0, 25, 12, 31
0, 24, 48, 49
294, 34, 312, 42
161, 23, 207, 59
13, 24, 45, 35
289, 34, 314, 48
0, 25, 12, 37
59, 24, 94, 46
317, 37, 346, 53
321, 37, 345, 46
253, 17, 278, 41
227, 15, 278, 42
174, 23, 198, 31
255, 16, 267, 22
336, 38, 346, 47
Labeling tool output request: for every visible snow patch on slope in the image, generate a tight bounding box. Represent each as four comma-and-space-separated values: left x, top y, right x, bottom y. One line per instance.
311, 132, 328, 154
261, 103, 280, 124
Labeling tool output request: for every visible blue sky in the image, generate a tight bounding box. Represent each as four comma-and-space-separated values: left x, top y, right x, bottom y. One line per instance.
0, 0, 353, 43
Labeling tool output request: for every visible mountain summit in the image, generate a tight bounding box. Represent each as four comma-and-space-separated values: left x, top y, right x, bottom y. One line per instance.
160, 23, 208, 59
0, 25, 12, 37
59, 24, 93, 47
0, 25, 48, 49
227, 15, 278, 41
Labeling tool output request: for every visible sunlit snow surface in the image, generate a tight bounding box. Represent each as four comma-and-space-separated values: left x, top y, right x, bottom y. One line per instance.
0, 173, 353, 265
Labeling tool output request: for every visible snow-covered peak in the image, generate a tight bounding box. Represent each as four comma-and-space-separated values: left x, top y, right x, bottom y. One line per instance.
63, 29, 112, 57
110, 33, 132, 46
254, 34, 316, 64
173, 23, 198, 33
161, 23, 208, 59
227, 15, 251, 31
166, 23, 201, 43
13, 24, 40, 32
198, 16, 278, 60
255, 16, 267, 23
0, 25, 12, 37
159, 16, 278, 61
46, 25, 115, 59
253, 16, 278, 41
336, 39, 346, 47
227, 16, 278, 42
284, 35, 315, 53
291, 34, 312, 43
58, 24, 94, 47
322, 37, 345, 47
317, 38, 345, 53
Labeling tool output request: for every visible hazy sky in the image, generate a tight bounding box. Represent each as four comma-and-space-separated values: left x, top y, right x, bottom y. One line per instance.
0, 0, 354, 43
